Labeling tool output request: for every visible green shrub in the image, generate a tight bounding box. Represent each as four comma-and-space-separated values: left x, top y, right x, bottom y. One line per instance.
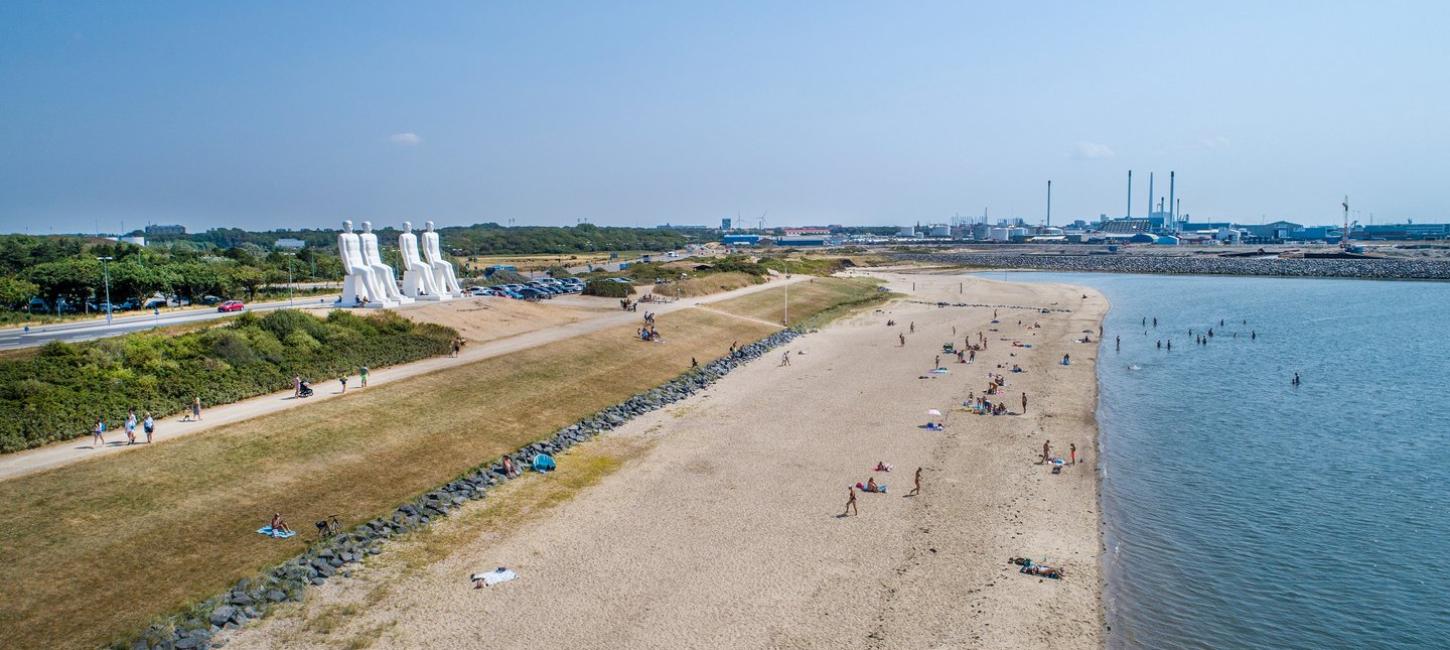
0, 309, 456, 453
583, 279, 634, 298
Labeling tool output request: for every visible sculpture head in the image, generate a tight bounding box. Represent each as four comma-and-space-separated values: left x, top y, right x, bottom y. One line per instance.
342, 220, 353, 233
401, 221, 412, 233
425, 220, 435, 232
362, 221, 372, 233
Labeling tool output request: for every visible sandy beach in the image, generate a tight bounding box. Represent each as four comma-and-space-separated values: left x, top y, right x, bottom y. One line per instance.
232, 272, 1107, 649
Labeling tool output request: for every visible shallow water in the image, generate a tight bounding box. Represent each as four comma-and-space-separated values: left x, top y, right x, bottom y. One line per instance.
980, 272, 1450, 650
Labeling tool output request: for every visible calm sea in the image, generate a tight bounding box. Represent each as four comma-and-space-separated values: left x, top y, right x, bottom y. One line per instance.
980, 272, 1450, 650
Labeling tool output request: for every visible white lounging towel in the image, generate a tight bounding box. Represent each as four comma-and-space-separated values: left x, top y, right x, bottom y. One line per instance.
471, 567, 518, 587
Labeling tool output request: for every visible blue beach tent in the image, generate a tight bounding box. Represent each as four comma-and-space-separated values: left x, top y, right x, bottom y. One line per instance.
532, 453, 556, 472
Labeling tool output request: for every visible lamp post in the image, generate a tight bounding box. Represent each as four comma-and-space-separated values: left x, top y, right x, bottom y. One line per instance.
97, 256, 114, 325
284, 253, 296, 307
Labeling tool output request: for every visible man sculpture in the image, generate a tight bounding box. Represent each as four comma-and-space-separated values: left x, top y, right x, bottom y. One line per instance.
422, 221, 462, 297
359, 221, 411, 304
337, 220, 390, 307
399, 221, 446, 300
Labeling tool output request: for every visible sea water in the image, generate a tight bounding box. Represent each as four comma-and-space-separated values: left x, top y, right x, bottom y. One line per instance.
979, 272, 1450, 650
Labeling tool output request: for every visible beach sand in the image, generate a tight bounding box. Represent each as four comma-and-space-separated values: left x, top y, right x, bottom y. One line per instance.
231, 272, 1107, 649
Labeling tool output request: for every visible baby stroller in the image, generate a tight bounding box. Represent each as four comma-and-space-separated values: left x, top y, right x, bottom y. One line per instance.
297, 380, 315, 398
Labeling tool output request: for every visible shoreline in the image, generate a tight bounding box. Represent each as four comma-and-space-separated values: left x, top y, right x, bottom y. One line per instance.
896, 251, 1450, 281
225, 271, 1108, 649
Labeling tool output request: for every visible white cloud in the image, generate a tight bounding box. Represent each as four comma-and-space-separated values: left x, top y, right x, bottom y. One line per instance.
1198, 135, 1230, 149
388, 132, 422, 146
1071, 141, 1115, 160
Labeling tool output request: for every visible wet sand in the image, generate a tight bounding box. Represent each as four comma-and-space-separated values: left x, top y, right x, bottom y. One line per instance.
231, 272, 1107, 649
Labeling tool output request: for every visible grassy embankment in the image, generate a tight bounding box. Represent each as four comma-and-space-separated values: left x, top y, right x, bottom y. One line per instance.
0, 277, 882, 650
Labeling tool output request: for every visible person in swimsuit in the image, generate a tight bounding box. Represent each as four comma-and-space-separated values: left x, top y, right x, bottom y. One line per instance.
908, 467, 922, 496
842, 487, 858, 517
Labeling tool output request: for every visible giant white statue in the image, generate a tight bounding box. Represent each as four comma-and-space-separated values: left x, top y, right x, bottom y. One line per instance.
399, 221, 447, 301
422, 221, 463, 297
359, 221, 411, 304
337, 220, 393, 308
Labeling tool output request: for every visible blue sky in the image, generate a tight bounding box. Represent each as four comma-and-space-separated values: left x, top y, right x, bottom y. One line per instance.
1, 1, 1446, 232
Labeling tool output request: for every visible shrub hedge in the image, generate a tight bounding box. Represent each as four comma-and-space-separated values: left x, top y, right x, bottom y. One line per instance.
582, 279, 635, 298
0, 309, 456, 453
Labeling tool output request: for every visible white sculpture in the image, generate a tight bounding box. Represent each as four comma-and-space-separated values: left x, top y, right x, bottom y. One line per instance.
399, 221, 447, 301
422, 221, 463, 297
337, 220, 392, 308
359, 221, 412, 304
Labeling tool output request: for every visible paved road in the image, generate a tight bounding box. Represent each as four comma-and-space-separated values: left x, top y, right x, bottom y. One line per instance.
0, 276, 804, 481
0, 295, 339, 349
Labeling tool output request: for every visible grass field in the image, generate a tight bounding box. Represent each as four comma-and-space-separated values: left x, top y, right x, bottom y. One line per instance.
0, 280, 879, 650
654, 272, 763, 299
706, 276, 884, 327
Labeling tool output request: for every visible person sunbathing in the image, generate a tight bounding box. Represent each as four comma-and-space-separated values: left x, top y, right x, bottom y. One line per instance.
270, 513, 292, 535
866, 477, 879, 492
1021, 563, 1064, 579
874, 461, 892, 472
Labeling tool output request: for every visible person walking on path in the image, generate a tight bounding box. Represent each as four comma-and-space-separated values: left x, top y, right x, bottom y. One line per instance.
842, 487, 858, 517
1070, 443, 1077, 465
1021, 392, 1028, 414
339, 376, 348, 393
125, 410, 137, 445
899, 332, 906, 347
92, 417, 106, 448
359, 366, 369, 388
780, 351, 791, 367
143, 412, 155, 444
190, 396, 202, 422
908, 467, 923, 496
293, 375, 303, 398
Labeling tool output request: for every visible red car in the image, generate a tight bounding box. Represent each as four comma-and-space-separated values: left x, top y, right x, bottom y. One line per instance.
217, 300, 245, 313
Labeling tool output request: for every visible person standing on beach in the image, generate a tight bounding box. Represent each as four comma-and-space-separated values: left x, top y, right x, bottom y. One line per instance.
780, 351, 791, 366
909, 322, 915, 334
1042, 440, 1051, 463
1021, 392, 1028, 414
359, 366, 369, 388
843, 487, 858, 517
934, 354, 940, 368
1070, 443, 1077, 465
899, 332, 906, 347
92, 417, 106, 448
908, 467, 922, 496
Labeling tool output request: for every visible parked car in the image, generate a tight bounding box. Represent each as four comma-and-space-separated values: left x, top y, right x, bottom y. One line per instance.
200, 295, 223, 305
467, 286, 490, 296
606, 277, 633, 284
217, 300, 245, 312
515, 287, 547, 300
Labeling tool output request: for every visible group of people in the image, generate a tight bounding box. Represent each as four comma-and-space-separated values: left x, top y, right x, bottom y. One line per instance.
843, 465, 922, 516
91, 408, 158, 447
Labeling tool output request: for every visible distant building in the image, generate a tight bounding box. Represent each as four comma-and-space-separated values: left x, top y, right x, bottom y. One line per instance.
783, 227, 831, 236
274, 238, 307, 250
897, 226, 917, 237
776, 236, 828, 247
926, 224, 951, 238
721, 217, 732, 231
721, 234, 762, 246
144, 224, 186, 236
656, 223, 710, 231
118, 235, 146, 247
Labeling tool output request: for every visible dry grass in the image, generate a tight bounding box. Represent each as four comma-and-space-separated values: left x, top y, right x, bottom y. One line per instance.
0, 282, 874, 650
661, 272, 763, 299
705, 276, 883, 327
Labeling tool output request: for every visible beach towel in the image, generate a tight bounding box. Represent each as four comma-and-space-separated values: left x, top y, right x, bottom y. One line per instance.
855, 482, 888, 493
472, 567, 518, 587
256, 526, 297, 539
532, 454, 556, 472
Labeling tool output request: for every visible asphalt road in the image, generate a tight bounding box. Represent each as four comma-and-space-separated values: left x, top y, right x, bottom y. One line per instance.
0, 296, 338, 349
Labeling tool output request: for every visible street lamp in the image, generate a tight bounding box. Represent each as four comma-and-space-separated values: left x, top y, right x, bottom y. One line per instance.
97, 256, 114, 325
283, 252, 296, 307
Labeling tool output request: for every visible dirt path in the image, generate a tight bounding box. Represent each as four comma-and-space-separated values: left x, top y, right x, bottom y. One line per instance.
0, 277, 806, 482
229, 271, 1107, 649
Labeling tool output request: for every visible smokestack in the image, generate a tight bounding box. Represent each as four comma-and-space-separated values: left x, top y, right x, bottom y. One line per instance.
1127, 170, 1133, 218
1147, 172, 1154, 221
1169, 171, 1176, 231
1046, 180, 1052, 227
